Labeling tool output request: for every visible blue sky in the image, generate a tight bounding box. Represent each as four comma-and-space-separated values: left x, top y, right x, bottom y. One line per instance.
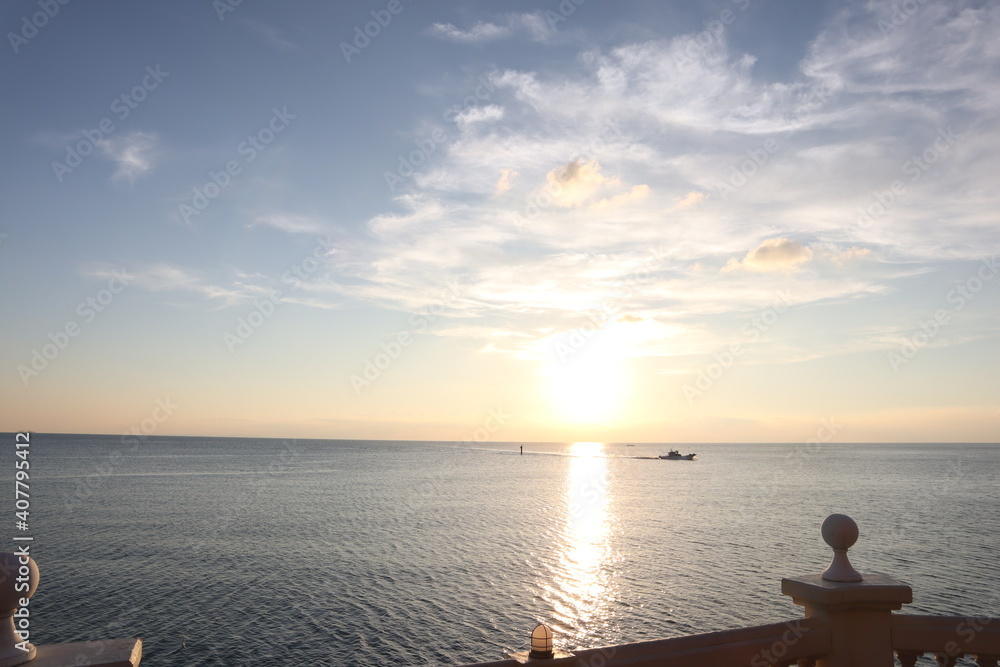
2, 0, 998, 442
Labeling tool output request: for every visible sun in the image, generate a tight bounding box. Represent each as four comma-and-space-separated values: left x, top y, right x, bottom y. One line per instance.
544, 330, 628, 424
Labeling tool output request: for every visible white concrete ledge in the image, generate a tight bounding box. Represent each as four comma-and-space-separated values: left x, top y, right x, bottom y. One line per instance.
29, 638, 141, 667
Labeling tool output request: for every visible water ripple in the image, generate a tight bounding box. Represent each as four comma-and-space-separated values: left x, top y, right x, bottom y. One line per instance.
24, 437, 1000, 665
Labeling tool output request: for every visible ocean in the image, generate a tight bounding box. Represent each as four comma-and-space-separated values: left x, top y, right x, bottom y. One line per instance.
15, 435, 1000, 665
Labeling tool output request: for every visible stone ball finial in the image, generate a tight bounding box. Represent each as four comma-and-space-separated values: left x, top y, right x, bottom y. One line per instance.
822, 513, 859, 550
0, 551, 39, 666
821, 514, 863, 582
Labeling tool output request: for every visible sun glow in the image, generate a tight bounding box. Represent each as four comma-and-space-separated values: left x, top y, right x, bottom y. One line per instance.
544, 330, 629, 424
547, 441, 616, 642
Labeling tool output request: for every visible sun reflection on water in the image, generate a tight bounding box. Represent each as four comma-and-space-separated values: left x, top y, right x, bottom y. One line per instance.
547, 441, 616, 645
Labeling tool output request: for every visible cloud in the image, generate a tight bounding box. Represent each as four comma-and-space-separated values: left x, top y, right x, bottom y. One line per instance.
828, 247, 872, 266
240, 19, 297, 50
495, 168, 518, 195
88, 263, 248, 305
93, 260, 342, 310
125, 264, 267, 305
591, 184, 651, 210
454, 104, 504, 128
544, 158, 619, 207
98, 131, 157, 184
286, 2, 1000, 366
429, 21, 511, 43
723, 238, 814, 273
251, 214, 327, 235
537, 159, 650, 210
428, 13, 555, 44
667, 190, 707, 212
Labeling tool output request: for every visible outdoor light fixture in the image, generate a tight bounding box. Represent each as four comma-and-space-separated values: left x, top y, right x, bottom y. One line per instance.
528, 623, 554, 659
507, 621, 574, 663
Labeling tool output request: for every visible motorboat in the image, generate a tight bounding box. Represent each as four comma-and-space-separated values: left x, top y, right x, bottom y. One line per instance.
659, 449, 697, 460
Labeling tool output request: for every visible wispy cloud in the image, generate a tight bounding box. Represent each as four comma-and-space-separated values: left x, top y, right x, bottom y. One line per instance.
240, 19, 297, 50
251, 214, 327, 235
187, 1, 998, 367
428, 12, 555, 44
99, 131, 157, 184
429, 20, 511, 44
89, 262, 279, 308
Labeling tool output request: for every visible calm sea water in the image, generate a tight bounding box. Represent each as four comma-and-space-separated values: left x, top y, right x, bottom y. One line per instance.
14, 435, 1000, 665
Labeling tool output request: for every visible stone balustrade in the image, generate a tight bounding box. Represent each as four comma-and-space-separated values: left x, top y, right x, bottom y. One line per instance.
460, 514, 1000, 667
891, 615, 999, 667
0, 552, 141, 667
2, 514, 995, 666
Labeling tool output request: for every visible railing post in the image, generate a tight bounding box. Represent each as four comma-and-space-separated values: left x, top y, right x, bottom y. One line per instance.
781, 515, 912, 667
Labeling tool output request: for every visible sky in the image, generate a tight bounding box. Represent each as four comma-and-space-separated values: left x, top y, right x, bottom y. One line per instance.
1, 0, 998, 443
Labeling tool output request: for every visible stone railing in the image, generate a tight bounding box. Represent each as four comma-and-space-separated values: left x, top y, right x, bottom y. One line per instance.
460, 514, 999, 667
0, 552, 141, 667
891, 616, 999, 667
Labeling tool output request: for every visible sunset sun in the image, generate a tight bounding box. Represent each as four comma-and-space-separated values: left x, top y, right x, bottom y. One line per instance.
545, 332, 629, 425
